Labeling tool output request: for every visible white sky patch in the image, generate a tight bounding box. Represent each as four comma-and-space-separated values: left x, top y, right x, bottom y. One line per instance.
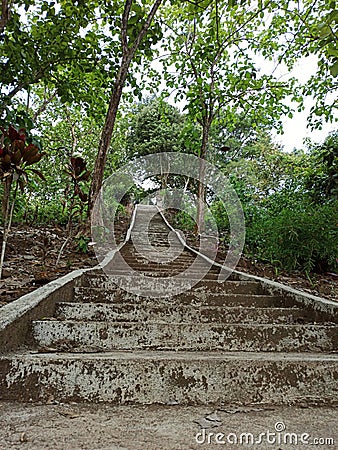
269, 55, 337, 151
274, 109, 337, 151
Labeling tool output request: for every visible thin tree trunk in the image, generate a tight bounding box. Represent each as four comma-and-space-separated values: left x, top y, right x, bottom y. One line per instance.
88, 61, 129, 214
2, 174, 12, 221
196, 122, 211, 234
55, 195, 75, 266
0, 0, 10, 34
33, 90, 57, 121
88, 0, 163, 216
0, 178, 18, 279
160, 153, 170, 190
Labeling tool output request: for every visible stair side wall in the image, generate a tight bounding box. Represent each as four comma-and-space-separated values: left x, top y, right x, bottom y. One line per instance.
0, 270, 86, 353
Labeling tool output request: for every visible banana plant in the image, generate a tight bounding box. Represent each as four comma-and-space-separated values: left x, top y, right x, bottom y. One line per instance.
0, 125, 45, 279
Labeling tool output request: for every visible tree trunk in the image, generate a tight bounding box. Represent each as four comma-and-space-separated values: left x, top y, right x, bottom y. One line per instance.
2, 175, 12, 221
0, 177, 17, 279
0, 0, 10, 34
196, 122, 210, 234
88, 0, 163, 217
88, 60, 130, 215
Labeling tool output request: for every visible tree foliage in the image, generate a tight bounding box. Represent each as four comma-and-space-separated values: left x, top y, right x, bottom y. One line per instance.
126, 98, 184, 158
0, 0, 165, 124
304, 130, 338, 202
211, 129, 338, 274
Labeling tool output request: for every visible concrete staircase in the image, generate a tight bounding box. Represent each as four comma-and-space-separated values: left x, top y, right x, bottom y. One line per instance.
0, 205, 337, 405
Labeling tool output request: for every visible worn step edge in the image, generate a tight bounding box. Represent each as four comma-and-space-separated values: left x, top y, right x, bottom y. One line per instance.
81, 277, 264, 294
106, 263, 209, 271
73, 288, 288, 307
1, 351, 337, 405
32, 321, 338, 352
98, 271, 225, 280
55, 302, 323, 325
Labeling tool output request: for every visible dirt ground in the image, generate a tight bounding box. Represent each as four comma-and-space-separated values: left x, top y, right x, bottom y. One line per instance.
0, 220, 129, 307
0, 402, 337, 449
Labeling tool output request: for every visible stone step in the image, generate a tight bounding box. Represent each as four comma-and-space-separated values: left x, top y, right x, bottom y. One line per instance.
134, 228, 168, 232
109, 253, 217, 264
114, 257, 220, 271
1, 351, 336, 405
131, 231, 172, 237
55, 302, 323, 324
128, 243, 176, 250
133, 220, 169, 225
105, 265, 226, 278
133, 220, 168, 224
113, 252, 219, 264
121, 242, 196, 252
81, 274, 252, 291
130, 236, 180, 244
119, 249, 202, 261
74, 288, 282, 306
190, 279, 265, 293
126, 230, 186, 238
32, 320, 338, 352
113, 266, 221, 277
98, 269, 225, 281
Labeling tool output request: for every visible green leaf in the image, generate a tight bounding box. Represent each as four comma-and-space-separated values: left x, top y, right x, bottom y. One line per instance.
327, 46, 338, 58
128, 15, 138, 25
318, 24, 331, 39
329, 60, 338, 77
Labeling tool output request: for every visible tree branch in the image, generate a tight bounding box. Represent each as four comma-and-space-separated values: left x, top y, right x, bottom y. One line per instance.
214, 1, 270, 66
121, 0, 133, 52
129, 0, 163, 57
32, 90, 58, 120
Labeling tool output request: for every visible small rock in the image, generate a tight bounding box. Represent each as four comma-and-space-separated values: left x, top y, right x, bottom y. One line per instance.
20, 432, 28, 442
59, 410, 80, 419
46, 395, 55, 405
167, 399, 180, 406
205, 411, 222, 422
1, 269, 11, 278
194, 411, 223, 429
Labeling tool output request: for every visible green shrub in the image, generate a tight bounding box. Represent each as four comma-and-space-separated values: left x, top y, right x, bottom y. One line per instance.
76, 235, 91, 253
246, 201, 338, 273
210, 200, 230, 232
172, 210, 196, 231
